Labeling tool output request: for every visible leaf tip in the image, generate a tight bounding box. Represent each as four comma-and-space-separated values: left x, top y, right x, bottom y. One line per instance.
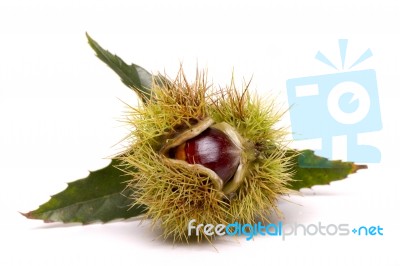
85, 32, 97, 49
86, 32, 94, 43
20, 211, 32, 219
21, 211, 57, 223
20, 210, 41, 221
352, 163, 368, 173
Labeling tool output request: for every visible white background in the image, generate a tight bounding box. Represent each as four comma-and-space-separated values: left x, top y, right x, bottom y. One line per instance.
1, 1, 400, 265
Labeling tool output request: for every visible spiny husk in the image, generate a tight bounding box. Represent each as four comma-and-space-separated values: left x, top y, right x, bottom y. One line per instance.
122, 68, 294, 242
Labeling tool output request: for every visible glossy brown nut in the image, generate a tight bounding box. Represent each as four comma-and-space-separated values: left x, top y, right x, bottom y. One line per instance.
179, 127, 241, 184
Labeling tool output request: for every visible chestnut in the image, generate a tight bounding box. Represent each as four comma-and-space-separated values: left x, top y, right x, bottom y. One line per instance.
161, 118, 246, 195
172, 127, 241, 184
121, 67, 295, 242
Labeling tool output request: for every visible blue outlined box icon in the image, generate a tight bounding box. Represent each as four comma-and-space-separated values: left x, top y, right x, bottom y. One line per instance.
286, 40, 382, 163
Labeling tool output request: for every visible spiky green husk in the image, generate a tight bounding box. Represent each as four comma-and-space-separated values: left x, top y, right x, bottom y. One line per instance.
122, 69, 293, 242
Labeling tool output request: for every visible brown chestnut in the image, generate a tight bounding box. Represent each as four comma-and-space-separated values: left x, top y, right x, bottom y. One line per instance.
162, 119, 246, 194
172, 127, 241, 184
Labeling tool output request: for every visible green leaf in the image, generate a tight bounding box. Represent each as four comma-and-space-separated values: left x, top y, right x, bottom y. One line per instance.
23, 151, 366, 224
86, 33, 153, 103
23, 160, 146, 224
288, 149, 367, 190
